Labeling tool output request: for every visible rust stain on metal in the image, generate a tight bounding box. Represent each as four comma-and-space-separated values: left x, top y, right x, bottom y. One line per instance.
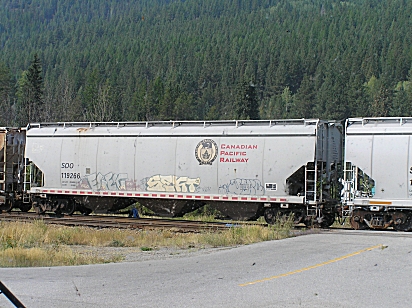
0, 132, 5, 151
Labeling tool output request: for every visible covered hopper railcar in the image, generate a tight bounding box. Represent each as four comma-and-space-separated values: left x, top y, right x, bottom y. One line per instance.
342, 117, 412, 231
14, 119, 342, 225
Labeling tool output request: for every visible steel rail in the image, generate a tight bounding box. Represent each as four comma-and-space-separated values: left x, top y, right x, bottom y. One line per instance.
0, 212, 240, 232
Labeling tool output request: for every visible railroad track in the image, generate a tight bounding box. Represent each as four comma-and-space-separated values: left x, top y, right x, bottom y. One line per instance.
0, 212, 241, 232
9, 212, 403, 235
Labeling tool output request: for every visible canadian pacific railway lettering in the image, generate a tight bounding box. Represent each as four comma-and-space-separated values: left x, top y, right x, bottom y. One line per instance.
220, 144, 258, 150
220, 157, 249, 163
220, 151, 247, 156
219, 144, 257, 163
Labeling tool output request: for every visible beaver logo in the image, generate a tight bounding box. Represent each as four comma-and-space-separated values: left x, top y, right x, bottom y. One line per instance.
195, 139, 218, 165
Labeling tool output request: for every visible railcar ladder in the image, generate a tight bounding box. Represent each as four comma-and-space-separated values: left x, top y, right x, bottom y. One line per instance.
0, 135, 5, 193
305, 162, 318, 217
4, 139, 16, 193
341, 163, 356, 219
22, 161, 31, 203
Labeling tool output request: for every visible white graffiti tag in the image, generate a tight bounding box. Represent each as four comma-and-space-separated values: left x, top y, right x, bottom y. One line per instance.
80, 172, 129, 191
146, 175, 201, 192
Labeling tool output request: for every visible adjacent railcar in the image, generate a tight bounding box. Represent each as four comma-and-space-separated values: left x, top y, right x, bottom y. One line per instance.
0, 128, 28, 212
24, 119, 342, 225
343, 117, 412, 231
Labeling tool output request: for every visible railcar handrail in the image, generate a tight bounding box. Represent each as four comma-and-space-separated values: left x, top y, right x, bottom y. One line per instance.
27, 119, 325, 130
347, 117, 412, 126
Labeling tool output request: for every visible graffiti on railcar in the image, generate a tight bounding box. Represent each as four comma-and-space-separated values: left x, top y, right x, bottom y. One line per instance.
78, 172, 132, 191
219, 178, 264, 195
144, 175, 201, 192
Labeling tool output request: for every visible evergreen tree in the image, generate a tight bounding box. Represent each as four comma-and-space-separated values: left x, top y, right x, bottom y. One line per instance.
0, 62, 14, 125
234, 78, 259, 120
346, 73, 368, 117
82, 69, 100, 121
293, 74, 315, 118
88, 80, 115, 122
127, 83, 147, 121
364, 76, 392, 116
145, 77, 164, 121
281, 86, 293, 117
174, 91, 194, 120
159, 82, 179, 120
390, 81, 412, 116
16, 54, 44, 125
42, 72, 82, 122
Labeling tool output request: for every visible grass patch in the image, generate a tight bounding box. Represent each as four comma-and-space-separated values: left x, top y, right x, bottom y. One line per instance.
332, 216, 352, 228
183, 204, 225, 222
0, 246, 120, 267
0, 218, 293, 267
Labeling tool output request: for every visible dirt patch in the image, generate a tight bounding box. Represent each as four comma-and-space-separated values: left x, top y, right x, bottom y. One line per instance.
70, 245, 233, 263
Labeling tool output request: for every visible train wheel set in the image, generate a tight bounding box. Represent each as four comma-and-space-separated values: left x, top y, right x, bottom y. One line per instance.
349, 209, 412, 231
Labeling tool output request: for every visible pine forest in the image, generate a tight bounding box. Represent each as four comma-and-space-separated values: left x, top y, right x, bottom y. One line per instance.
0, 0, 412, 126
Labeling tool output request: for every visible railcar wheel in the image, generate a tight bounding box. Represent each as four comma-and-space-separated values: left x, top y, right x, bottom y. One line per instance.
0, 199, 13, 212
349, 210, 368, 230
264, 208, 277, 224
81, 208, 92, 216
19, 203, 32, 212
264, 208, 292, 225
61, 200, 75, 215
303, 218, 313, 227
293, 211, 304, 224
392, 212, 412, 232
33, 200, 46, 215
320, 213, 335, 228
35, 206, 45, 215
303, 217, 320, 228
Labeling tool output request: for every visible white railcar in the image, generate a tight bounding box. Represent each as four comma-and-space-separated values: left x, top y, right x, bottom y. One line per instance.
343, 117, 412, 230
23, 119, 342, 224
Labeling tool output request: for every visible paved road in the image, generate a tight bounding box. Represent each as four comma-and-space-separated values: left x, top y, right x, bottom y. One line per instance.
1, 230, 411, 307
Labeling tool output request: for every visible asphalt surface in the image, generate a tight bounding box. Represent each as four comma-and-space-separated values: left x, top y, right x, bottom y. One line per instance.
1, 229, 411, 307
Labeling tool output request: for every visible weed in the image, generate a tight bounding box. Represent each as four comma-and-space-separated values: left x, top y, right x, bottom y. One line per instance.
183, 204, 224, 222
0, 246, 107, 267
0, 218, 293, 267
110, 239, 125, 247
1, 236, 17, 249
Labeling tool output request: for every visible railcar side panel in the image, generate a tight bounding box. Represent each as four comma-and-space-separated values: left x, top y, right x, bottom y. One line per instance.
76, 137, 98, 190
262, 136, 315, 195
344, 117, 412, 230
345, 118, 412, 200
28, 137, 63, 187
24, 120, 341, 222
344, 135, 373, 178
135, 137, 180, 193
95, 136, 137, 191
372, 135, 409, 199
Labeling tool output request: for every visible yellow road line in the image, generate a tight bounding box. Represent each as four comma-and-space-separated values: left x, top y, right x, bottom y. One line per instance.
239, 244, 383, 287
